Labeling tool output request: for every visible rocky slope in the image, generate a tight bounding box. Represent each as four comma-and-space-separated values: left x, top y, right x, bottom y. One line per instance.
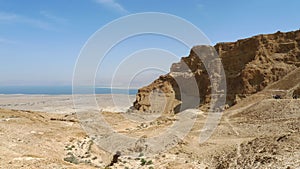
133, 30, 300, 113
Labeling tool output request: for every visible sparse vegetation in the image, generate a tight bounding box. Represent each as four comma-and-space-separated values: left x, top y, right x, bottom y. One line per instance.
138, 152, 144, 157
140, 158, 153, 166
140, 158, 147, 166
146, 160, 153, 165
63, 153, 79, 164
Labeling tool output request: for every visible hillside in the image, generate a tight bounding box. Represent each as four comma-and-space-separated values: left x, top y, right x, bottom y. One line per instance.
133, 30, 300, 113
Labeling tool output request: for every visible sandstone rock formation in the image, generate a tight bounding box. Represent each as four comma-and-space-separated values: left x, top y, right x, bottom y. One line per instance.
133, 30, 300, 113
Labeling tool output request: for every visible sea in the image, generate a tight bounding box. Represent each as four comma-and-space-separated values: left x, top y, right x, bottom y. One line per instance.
0, 86, 138, 95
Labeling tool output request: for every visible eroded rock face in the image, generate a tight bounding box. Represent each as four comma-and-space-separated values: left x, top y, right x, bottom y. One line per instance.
133, 30, 300, 113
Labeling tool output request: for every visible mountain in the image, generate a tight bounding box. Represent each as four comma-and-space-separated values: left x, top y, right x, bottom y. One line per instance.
133, 30, 300, 113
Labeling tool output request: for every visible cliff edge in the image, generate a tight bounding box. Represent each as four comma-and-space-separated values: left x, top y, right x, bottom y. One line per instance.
133, 30, 300, 113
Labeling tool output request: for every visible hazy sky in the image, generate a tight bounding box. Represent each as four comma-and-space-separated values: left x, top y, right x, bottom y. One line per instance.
0, 0, 299, 86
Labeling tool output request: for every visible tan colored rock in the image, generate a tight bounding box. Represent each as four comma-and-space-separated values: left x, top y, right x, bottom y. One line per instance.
133, 30, 300, 113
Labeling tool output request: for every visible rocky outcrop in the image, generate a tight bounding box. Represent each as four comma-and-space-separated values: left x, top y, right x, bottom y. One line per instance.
133, 30, 300, 113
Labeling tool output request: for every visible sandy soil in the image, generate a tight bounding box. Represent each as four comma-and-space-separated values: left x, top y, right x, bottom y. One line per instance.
0, 93, 299, 168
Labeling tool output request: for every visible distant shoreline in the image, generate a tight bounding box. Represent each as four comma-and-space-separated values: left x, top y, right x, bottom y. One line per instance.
0, 94, 136, 114
0, 86, 138, 95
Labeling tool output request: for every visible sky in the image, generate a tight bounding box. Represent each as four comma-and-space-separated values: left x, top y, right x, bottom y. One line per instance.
0, 0, 299, 87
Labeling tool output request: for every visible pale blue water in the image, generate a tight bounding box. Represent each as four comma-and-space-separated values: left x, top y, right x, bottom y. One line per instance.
0, 86, 138, 95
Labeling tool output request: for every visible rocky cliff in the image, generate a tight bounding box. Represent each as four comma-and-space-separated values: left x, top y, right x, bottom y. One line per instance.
133, 30, 300, 113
